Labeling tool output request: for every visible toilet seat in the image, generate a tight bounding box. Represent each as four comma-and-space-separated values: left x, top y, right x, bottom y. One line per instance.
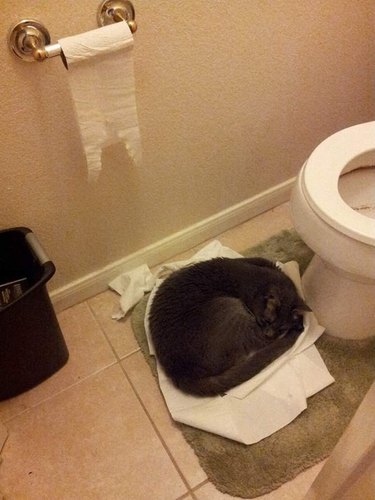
301, 121, 375, 246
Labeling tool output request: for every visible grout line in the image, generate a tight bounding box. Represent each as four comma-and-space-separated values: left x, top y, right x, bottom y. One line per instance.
175, 493, 191, 500
1, 301, 123, 424
85, 300, 140, 360
86, 300, 195, 495
117, 359, 194, 495
85, 286, 213, 497
119, 346, 141, 359
1, 362, 118, 424
191, 479, 210, 496
2, 300, 124, 424
190, 490, 199, 500
176, 490, 199, 500
191, 478, 210, 491
85, 300, 124, 360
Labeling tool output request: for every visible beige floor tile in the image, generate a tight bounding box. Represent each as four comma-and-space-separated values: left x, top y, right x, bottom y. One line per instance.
0, 364, 187, 500
122, 352, 207, 488
0, 423, 7, 453
88, 289, 140, 359
194, 482, 243, 499
217, 203, 293, 253
0, 302, 116, 422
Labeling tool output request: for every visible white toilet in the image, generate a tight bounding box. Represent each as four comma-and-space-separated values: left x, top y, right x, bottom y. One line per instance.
290, 121, 375, 339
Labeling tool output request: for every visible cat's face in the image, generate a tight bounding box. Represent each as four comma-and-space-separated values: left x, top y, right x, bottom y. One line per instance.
254, 284, 311, 340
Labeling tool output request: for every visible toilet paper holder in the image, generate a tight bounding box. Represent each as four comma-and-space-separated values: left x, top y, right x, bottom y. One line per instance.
8, 0, 137, 68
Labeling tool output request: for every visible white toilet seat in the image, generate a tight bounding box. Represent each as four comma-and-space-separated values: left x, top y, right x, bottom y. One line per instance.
301, 121, 375, 246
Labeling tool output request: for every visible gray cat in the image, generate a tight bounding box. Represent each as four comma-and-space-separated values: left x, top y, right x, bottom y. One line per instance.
149, 257, 310, 396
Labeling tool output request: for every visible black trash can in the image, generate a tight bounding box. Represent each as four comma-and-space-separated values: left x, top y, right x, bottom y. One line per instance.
0, 227, 69, 401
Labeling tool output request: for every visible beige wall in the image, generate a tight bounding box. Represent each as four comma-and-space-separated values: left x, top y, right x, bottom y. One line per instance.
1, 0, 374, 291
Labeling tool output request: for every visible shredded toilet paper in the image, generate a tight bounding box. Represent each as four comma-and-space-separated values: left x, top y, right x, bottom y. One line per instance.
59, 22, 141, 182
110, 241, 334, 444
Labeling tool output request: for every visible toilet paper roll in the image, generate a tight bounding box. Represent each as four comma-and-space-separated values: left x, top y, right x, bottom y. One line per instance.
59, 22, 142, 181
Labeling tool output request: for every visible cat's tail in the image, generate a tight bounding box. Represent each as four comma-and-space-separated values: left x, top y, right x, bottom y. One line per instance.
175, 333, 299, 397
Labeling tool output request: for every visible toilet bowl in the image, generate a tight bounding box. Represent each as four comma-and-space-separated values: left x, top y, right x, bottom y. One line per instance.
290, 122, 375, 339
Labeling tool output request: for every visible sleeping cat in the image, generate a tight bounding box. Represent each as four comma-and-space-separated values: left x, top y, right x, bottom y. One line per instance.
149, 257, 310, 397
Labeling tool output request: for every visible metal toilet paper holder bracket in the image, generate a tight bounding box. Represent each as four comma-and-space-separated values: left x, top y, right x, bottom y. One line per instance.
8, 0, 137, 67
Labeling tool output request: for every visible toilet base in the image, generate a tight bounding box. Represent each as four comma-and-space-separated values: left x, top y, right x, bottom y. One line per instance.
302, 256, 375, 339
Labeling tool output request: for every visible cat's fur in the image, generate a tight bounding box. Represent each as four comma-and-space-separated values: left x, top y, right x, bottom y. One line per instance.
149, 257, 310, 397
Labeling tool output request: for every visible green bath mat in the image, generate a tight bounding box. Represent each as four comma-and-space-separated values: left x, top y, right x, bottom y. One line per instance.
131, 229, 375, 498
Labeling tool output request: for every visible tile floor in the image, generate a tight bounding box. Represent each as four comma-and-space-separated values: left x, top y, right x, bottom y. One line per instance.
0, 203, 326, 499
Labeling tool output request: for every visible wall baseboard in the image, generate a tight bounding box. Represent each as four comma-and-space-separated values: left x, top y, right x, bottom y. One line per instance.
51, 177, 295, 312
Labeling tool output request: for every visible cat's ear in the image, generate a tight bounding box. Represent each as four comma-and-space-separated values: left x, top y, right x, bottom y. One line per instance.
263, 289, 280, 322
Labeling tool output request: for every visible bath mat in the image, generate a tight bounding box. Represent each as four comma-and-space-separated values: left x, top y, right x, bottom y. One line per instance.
131, 229, 375, 498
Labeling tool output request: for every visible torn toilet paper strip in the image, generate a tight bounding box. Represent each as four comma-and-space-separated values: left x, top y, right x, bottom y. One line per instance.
59, 22, 142, 182
109, 241, 334, 444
